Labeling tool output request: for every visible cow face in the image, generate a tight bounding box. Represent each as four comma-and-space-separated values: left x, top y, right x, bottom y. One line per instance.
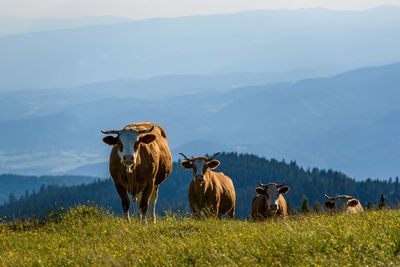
102, 127, 155, 168
180, 153, 220, 183
256, 183, 290, 212
324, 195, 360, 212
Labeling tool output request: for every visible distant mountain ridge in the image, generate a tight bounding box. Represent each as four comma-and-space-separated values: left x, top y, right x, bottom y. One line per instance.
1, 6, 399, 90
0, 63, 400, 179
0, 16, 128, 36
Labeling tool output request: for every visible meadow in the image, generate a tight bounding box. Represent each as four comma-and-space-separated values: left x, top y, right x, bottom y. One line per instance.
0, 206, 399, 266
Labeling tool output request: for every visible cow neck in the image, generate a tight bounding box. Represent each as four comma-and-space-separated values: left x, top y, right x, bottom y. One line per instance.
125, 156, 140, 176
193, 171, 212, 194
127, 165, 135, 175
125, 144, 145, 175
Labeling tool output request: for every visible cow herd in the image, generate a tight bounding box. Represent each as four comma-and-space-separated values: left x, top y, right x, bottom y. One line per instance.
102, 122, 364, 222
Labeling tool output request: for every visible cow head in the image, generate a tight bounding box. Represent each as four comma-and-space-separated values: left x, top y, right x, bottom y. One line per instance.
323, 194, 360, 211
256, 181, 290, 213
101, 126, 155, 169
179, 152, 221, 183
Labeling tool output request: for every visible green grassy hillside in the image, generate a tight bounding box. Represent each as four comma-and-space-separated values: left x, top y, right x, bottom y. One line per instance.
0, 206, 399, 266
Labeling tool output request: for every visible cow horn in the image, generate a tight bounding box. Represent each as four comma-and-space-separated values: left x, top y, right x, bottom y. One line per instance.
324, 194, 335, 200
259, 180, 268, 187
208, 152, 221, 161
138, 126, 154, 134
101, 130, 120, 134
179, 153, 192, 161
277, 182, 286, 188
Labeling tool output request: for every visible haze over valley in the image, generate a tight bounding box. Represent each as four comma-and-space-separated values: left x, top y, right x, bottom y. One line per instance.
0, 6, 399, 181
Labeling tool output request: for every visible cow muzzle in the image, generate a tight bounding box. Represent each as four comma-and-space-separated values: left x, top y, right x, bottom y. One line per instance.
269, 204, 278, 211
194, 175, 205, 183
121, 154, 134, 166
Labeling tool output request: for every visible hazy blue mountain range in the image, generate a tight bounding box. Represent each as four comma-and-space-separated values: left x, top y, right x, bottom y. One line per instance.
1, 6, 400, 91
0, 17, 128, 36
0, 71, 312, 122
0, 63, 399, 180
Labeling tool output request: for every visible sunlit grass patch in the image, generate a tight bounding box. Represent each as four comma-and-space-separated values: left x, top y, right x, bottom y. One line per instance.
0, 206, 399, 266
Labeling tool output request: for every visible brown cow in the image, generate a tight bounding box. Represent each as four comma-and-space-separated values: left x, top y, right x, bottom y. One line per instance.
180, 152, 235, 219
251, 181, 290, 221
323, 194, 364, 214
102, 122, 172, 222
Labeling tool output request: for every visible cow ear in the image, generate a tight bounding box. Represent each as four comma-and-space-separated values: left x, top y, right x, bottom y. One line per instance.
348, 199, 359, 207
255, 187, 265, 194
138, 134, 156, 144
206, 160, 220, 169
278, 186, 290, 194
103, 136, 118, 146
324, 201, 335, 209
181, 160, 193, 169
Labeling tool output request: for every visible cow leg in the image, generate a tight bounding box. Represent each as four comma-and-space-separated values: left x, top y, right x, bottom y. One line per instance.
115, 183, 131, 221
150, 185, 159, 222
190, 203, 201, 219
139, 185, 153, 222
215, 203, 221, 219
227, 206, 235, 219
191, 209, 200, 220
133, 192, 143, 219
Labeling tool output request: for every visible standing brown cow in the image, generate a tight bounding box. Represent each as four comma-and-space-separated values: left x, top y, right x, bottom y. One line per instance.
251, 181, 290, 221
102, 122, 172, 222
180, 152, 236, 219
323, 194, 364, 214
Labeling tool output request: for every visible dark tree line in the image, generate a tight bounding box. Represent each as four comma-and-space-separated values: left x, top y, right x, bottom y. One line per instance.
0, 174, 98, 204
0, 153, 399, 220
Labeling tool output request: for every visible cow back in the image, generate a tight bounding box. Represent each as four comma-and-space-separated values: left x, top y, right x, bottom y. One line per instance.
213, 172, 236, 215
277, 194, 288, 217
188, 171, 235, 217
347, 201, 364, 214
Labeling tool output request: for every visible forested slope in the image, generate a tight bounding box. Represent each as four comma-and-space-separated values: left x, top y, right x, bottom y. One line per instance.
1, 153, 399, 219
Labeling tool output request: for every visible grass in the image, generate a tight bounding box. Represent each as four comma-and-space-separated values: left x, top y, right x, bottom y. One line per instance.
0, 206, 399, 266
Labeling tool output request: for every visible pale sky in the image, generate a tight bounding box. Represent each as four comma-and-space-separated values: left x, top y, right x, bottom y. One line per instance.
1, 0, 400, 19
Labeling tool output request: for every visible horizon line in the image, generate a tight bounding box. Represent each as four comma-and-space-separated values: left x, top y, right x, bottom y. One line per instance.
1, 4, 399, 21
